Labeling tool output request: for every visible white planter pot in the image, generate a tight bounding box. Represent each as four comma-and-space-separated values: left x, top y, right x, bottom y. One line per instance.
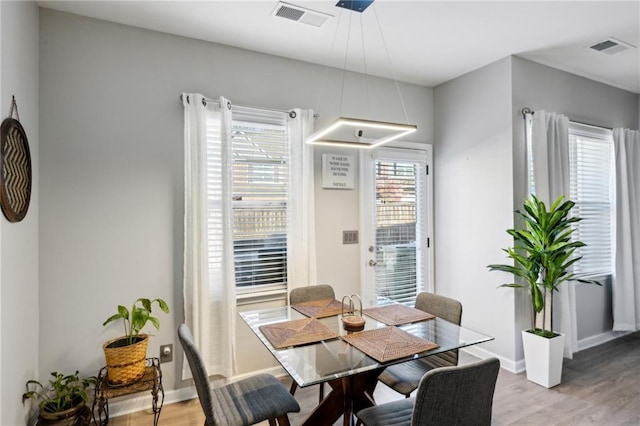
521, 330, 564, 388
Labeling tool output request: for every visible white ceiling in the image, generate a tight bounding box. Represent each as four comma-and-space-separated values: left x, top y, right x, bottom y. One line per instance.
37, 1, 640, 93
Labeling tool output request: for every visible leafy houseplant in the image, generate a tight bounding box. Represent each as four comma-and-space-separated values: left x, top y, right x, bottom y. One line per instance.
488, 195, 600, 387
102, 298, 169, 385
488, 195, 600, 336
102, 297, 170, 345
23, 371, 97, 424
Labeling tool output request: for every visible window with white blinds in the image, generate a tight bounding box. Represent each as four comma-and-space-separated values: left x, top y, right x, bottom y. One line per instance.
230, 106, 289, 292
568, 122, 614, 277
374, 159, 428, 306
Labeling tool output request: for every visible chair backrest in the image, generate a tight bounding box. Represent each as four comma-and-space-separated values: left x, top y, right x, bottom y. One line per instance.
289, 284, 335, 305
415, 292, 462, 325
411, 357, 500, 426
415, 292, 463, 368
177, 324, 217, 426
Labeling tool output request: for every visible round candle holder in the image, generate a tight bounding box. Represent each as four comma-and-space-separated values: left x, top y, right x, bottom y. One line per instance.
341, 294, 366, 332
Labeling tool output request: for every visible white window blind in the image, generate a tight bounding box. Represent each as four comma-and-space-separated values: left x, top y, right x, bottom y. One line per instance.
229, 106, 289, 293
568, 122, 614, 277
374, 159, 427, 305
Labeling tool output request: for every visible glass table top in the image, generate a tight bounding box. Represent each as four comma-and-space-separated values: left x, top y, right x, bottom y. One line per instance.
239, 302, 493, 387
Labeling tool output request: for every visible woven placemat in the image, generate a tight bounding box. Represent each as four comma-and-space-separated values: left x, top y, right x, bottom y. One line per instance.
259, 318, 339, 349
291, 298, 347, 318
341, 326, 439, 363
363, 304, 435, 325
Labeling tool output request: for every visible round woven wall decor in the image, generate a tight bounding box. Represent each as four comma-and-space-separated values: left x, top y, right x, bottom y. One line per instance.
0, 111, 32, 223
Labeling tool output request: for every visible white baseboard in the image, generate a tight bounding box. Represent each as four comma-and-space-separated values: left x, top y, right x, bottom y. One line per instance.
461, 330, 632, 377
461, 345, 525, 374
106, 365, 286, 420
576, 330, 631, 352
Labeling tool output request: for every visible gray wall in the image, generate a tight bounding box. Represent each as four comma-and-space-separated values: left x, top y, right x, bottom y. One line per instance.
18, 5, 639, 416
512, 56, 638, 130
0, 1, 40, 424
38, 9, 433, 399
511, 56, 638, 347
433, 56, 639, 370
433, 57, 520, 366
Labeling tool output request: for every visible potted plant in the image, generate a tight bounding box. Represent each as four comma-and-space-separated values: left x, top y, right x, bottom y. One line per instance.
102, 297, 169, 385
23, 371, 97, 425
488, 195, 599, 388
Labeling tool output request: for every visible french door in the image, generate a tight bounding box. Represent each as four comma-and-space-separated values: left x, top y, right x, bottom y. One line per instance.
360, 147, 433, 306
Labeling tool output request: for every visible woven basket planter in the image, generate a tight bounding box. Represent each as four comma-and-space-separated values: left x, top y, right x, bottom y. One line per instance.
102, 334, 149, 385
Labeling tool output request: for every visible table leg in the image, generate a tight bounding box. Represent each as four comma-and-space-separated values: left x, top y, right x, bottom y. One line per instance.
300, 368, 383, 426
342, 378, 352, 426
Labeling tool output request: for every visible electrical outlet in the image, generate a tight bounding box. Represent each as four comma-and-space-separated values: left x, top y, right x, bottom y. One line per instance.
160, 344, 173, 363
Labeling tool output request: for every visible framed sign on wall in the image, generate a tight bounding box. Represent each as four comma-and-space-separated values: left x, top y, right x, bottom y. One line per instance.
322, 154, 355, 189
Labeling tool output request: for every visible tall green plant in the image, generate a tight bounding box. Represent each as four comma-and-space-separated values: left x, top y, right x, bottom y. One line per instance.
488, 195, 600, 337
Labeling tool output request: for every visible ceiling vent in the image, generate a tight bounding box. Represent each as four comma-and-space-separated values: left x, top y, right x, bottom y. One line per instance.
272, 2, 333, 28
589, 37, 635, 55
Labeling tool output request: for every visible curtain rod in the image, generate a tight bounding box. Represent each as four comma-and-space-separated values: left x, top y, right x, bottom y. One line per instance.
520, 107, 613, 131
568, 120, 613, 131
180, 94, 302, 118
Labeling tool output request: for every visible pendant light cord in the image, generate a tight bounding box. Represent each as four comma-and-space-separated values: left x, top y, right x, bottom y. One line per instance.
372, 4, 411, 125
314, 9, 344, 117
338, 9, 354, 118
314, 3, 413, 128
360, 14, 371, 118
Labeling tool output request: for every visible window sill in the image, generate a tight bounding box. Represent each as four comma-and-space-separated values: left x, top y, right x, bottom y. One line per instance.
574, 273, 611, 283
236, 288, 288, 306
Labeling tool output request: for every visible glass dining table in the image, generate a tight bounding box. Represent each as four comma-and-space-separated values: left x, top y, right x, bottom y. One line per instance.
239, 300, 493, 426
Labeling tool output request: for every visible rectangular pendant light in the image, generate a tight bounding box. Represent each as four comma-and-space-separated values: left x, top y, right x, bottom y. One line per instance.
306, 117, 417, 149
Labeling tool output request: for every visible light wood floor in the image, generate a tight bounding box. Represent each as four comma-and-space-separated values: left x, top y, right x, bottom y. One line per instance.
110, 331, 640, 425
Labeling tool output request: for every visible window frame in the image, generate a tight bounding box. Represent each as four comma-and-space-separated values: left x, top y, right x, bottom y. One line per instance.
220, 105, 291, 298
567, 122, 614, 278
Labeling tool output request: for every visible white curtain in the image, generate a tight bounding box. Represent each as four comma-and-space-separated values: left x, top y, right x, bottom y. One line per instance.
183, 93, 236, 379
612, 128, 640, 331
287, 109, 318, 291
531, 110, 576, 359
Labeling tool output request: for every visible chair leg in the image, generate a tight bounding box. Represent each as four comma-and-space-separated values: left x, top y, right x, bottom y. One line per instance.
289, 381, 298, 395
276, 415, 291, 426
268, 419, 277, 426
319, 382, 325, 404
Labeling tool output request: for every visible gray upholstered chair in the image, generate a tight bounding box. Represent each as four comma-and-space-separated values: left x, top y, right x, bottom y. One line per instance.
356, 357, 500, 426
377, 292, 463, 397
289, 284, 335, 305
178, 324, 300, 426
288, 284, 335, 402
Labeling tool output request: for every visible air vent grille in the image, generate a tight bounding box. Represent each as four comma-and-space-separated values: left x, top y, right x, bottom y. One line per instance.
272, 2, 332, 28
275, 5, 305, 21
589, 37, 635, 55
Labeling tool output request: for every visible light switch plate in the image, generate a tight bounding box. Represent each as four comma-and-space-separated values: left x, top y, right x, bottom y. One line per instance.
343, 230, 359, 244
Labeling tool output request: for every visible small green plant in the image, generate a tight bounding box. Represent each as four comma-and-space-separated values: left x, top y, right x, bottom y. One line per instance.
22, 371, 97, 414
488, 195, 600, 337
103, 298, 170, 345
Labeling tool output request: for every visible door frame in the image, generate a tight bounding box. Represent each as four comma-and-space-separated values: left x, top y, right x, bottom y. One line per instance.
359, 143, 434, 305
